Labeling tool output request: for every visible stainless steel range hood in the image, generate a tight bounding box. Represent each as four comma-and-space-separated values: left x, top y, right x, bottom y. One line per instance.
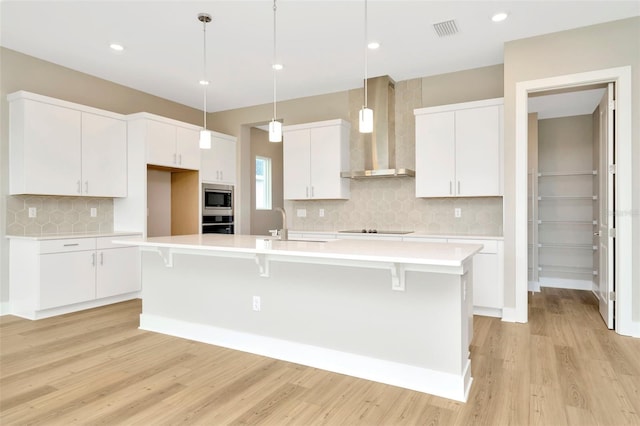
341, 75, 415, 179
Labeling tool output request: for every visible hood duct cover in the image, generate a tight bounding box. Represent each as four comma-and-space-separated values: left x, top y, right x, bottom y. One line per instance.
342, 75, 415, 178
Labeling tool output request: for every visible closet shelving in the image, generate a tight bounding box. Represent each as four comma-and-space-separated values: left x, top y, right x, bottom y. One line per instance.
530, 168, 598, 287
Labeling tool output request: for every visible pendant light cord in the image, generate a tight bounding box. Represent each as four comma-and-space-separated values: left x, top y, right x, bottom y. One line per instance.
363, 0, 368, 109
272, 0, 278, 121
202, 16, 208, 131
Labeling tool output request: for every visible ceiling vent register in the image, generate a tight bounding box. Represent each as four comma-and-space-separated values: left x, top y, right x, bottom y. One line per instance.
433, 19, 458, 37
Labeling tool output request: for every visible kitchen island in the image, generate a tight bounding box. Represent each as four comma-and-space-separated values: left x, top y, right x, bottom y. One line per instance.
114, 234, 481, 402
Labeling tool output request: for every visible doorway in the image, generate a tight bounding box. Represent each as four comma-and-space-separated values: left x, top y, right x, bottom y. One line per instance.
515, 66, 633, 336
526, 84, 614, 328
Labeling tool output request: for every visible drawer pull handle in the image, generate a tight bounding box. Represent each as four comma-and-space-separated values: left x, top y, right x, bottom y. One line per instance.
63, 243, 79, 247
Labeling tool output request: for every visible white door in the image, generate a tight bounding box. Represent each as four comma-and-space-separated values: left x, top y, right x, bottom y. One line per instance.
597, 83, 615, 329
146, 120, 177, 167
175, 127, 200, 170
415, 111, 455, 197
310, 125, 341, 199
81, 113, 127, 197
96, 247, 141, 298
283, 129, 311, 199
40, 251, 96, 309
455, 106, 501, 196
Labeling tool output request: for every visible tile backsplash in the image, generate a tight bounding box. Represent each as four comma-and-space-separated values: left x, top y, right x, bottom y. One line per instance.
285, 179, 503, 235
6, 195, 114, 236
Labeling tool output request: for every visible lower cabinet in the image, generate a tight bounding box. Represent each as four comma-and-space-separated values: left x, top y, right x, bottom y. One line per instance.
9, 234, 141, 320
404, 236, 504, 317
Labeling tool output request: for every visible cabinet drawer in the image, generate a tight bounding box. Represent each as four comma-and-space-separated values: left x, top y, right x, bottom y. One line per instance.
451, 239, 498, 254
39, 238, 96, 254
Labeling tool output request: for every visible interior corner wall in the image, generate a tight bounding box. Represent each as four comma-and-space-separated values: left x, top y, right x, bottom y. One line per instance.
0, 47, 204, 308
503, 17, 640, 321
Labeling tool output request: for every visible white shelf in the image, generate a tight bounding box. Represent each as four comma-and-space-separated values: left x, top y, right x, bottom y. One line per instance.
538, 220, 597, 226
538, 170, 597, 177
538, 195, 597, 201
538, 243, 597, 250
538, 265, 596, 275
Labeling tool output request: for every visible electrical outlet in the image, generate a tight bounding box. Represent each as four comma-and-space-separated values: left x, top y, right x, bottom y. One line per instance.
252, 295, 261, 311
296, 209, 307, 218
319, 208, 325, 217
454, 208, 462, 218
90, 207, 97, 217
28, 207, 37, 218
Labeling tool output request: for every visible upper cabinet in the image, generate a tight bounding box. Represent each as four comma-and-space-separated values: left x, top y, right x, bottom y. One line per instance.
8, 91, 127, 197
200, 132, 236, 185
414, 98, 503, 197
142, 115, 200, 170
283, 119, 350, 200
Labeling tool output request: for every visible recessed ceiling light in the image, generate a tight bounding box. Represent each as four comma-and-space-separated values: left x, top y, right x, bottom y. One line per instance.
367, 41, 380, 50
109, 43, 124, 52
272, 63, 283, 70
199, 80, 210, 86
491, 12, 508, 22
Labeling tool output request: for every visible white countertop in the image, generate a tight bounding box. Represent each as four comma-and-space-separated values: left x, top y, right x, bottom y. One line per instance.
6, 231, 142, 241
115, 234, 482, 268
289, 230, 503, 240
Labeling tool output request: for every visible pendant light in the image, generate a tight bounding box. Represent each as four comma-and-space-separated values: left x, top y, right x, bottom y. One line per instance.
359, 0, 373, 133
269, 0, 282, 142
198, 13, 212, 149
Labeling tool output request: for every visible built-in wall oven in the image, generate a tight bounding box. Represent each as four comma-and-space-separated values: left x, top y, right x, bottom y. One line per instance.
202, 183, 234, 234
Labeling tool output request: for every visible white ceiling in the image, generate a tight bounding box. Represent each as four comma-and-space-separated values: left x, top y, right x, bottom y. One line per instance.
1, 1, 638, 113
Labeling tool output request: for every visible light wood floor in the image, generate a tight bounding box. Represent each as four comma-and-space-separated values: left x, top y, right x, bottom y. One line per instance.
1, 288, 639, 425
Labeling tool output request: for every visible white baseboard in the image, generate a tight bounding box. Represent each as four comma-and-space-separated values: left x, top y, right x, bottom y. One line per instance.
473, 306, 502, 318
501, 307, 519, 323
140, 313, 472, 402
10, 292, 140, 320
539, 277, 593, 291
528, 281, 541, 292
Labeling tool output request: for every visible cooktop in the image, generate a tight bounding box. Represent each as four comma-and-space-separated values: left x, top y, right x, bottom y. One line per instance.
339, 229, 413, 235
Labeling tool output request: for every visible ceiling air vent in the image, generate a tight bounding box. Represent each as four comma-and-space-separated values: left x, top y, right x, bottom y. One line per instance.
433, 19, 458, 37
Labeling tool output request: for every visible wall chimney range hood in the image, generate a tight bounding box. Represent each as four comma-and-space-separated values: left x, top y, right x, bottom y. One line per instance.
342, 75, 415, 179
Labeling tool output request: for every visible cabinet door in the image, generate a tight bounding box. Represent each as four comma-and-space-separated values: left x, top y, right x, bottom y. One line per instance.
415, 112, 455, 197
310, 125, 343, 199
283, 129, 311, 199
96, 247, 141, 298
39, 251, 96, 309
215, 136, 236, 184
21, 100, 82, 195
455, 106, 501, 196
146, 120, 177, 167
81, 113, 127, 197
470, 253, 501, 309
201, 135, 236, 183
176, 127, 200, 170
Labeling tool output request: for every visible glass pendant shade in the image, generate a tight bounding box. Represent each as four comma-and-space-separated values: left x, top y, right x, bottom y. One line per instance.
199, 129, 212, 149
359, 107, 373, 133
269, 119, 282, 142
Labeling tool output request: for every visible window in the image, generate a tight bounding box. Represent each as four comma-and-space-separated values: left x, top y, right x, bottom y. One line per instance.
255, 156, 272, 210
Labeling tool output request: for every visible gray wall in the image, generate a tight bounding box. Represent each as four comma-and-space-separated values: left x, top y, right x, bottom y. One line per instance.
249, 127, 284, 235
503, 17, 639, 321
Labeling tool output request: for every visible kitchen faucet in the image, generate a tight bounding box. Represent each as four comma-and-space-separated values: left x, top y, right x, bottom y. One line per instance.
276, 207, 288, 241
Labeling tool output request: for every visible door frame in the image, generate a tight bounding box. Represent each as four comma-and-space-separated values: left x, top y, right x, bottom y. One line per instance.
514, 66, 634, 336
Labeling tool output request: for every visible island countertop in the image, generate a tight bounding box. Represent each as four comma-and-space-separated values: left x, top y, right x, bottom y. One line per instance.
114, 233, 482, 269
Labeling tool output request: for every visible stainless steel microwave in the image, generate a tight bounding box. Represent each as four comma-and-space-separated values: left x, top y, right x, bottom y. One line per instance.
202, 183, 233, 216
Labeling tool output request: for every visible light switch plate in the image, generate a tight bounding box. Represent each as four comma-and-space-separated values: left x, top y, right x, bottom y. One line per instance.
319, 208, 325, 217
454, 208, 461, 218
90, 208, 97, 217
297, 209, 307, 218
28, 207, 37, 218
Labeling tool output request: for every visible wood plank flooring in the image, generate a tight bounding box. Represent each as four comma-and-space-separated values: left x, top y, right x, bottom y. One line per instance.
1, 288, 639, 425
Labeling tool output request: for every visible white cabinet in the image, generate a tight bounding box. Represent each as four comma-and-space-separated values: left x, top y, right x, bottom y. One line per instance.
144, 116, 200, 170
415, 98, 503, 197
283, 119, 350, 200
200, 132, 236, 184
403, 235, 504, 317
8, 234, 141, 320
8, 91, 127, 197
96, 237, 142, 298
